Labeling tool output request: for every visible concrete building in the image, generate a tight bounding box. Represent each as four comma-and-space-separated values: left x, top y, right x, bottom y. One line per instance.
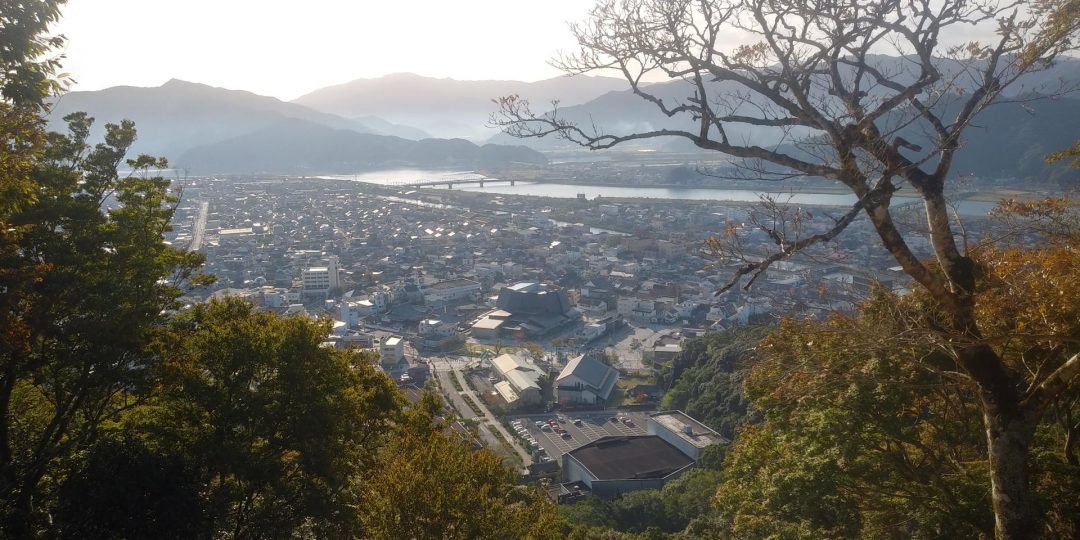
378, 336, 405, 366
301, 256, 340, 297
647, 410, 727, 460
490, 352, 544, 406
561, 436, 695, 498
423, 278, 481, 304
418, 318, 459, 349
555, 355, 619, 406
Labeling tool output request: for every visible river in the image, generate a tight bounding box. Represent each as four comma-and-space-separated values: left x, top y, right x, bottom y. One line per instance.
317, 169, 1001, 216
449, 182, 999, 216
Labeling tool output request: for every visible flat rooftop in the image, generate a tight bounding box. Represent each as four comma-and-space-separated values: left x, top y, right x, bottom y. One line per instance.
567, 436, 692, 481
219, 227, 254, 236
427, 279, 479, 290
649, 411, 728, 449
471, 317, 505, 330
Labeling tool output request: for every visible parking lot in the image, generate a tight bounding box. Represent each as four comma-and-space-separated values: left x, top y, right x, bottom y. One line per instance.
508, 411, 651, 463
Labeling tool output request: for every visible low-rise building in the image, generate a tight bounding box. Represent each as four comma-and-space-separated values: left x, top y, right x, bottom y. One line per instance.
555, 355, 619, 406
423, 278, 481, 304
561, 436, 695, 498
490, 352, 544, 406
647, 410, 727, 460
378, 336, 405, 366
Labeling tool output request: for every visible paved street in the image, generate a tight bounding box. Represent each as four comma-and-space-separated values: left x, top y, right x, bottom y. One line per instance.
431, 360, 533, 469
189, 200, 209, 251
452, 369, 533, 467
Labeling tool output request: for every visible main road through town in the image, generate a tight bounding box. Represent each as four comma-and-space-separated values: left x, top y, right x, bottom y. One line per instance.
429, 356, 532, 468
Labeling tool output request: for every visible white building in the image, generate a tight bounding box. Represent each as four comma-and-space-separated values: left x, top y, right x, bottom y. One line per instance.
419, 319, 457, 339
423, 279, 480, 304
555, 355, 619, 405
378, 336, 405, 365
617, 296, 656, 322
302, 256, 340, 297
339, 299, 377, 325
491, 352, 543, 406
647, 411, 726, 460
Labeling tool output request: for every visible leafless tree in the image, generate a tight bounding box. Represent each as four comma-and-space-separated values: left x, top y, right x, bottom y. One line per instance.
492, 1, 1080, 538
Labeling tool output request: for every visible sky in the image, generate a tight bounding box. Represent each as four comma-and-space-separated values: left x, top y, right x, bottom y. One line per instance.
54, 0, 595, 100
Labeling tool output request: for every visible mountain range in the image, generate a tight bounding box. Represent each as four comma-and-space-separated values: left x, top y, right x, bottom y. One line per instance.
486, 56, 1080, 182
47, 74, 628, 175
48, 59, 1080, 181
292, 73, 629, 140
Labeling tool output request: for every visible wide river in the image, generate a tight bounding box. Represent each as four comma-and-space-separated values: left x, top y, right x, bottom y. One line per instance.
318, 170, 1000, 216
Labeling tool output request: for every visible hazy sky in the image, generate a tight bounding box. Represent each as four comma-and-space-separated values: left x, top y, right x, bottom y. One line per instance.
54, 0, 594, 100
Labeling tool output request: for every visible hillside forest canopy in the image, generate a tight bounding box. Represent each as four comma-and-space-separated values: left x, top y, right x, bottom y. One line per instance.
495, 0, 1080, 538
0, 0, 1078, 539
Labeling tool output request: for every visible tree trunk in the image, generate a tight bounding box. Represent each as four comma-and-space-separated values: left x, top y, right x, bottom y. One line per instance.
984, 400, 1039, 540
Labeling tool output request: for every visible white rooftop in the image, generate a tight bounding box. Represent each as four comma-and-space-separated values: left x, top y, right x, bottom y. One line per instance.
649, 411, 727, 449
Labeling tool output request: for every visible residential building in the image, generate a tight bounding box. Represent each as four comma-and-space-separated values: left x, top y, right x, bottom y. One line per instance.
378, 336, 405, 366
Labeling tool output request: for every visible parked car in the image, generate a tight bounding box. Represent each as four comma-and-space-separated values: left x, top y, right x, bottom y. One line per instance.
561, 432, 573, 439
572, 418, 583, 426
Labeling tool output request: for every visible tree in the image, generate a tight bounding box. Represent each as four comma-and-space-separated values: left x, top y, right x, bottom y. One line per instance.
52, 437, 206, 540
359, 392, 558, 539
659, 327, 766, 438
140, 299, 402, 539
0, 111, 207, 534
494, 1, 1080, 536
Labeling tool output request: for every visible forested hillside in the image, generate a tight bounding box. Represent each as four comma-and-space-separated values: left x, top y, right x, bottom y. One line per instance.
0, 5, 557, 537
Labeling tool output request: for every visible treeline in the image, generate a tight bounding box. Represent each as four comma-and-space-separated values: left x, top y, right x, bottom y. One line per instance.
0, 5, 557, 537
657, 327, 769, 439
563, 237, 1080, 538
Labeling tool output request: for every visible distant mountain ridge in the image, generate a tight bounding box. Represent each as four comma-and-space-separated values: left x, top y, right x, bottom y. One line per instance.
49, 79, 374, 159
292, 73, 630, 140
47, 78, 542, 174
486, 56, 1080, 182
177, 117, 547, 175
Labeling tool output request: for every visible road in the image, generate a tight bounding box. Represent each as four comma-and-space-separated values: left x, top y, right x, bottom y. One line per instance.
452, 369, 533, 467
190, 200, 209, 251
430, 358, 532, 468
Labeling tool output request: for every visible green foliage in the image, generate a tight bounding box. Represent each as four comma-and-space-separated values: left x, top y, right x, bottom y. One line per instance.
558, 469, 724, 537
0, 112, 207, 534
716, 272, 1080, 538
53, 437, 205, 540
360, 394, 558, 539
140, 299, 402, 538
659, 327, 768, 438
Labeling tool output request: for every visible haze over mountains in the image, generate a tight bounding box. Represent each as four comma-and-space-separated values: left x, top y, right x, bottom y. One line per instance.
48, 74, 627, 174
487, 55, 1080, 182
293, 73, 629, 140
47, 57, 1080, 181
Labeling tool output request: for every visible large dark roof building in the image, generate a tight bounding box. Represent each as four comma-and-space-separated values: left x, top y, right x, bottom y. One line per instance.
472, 282, 580, 339
562, 436, 695, 498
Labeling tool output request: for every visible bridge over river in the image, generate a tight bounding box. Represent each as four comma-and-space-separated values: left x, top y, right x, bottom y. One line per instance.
378, 177, 517, 189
